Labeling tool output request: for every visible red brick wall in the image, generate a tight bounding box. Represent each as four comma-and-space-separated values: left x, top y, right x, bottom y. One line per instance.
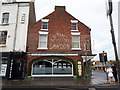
27, 8, 91, 53
27, 6, 92, 74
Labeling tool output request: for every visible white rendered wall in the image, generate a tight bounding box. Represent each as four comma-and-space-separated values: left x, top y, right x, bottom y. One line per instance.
0, 3, 30, 52
15, 3, 29, 52
0, 4, 18, 52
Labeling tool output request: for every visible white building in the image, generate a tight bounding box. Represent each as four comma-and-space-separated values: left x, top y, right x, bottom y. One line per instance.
0, 0, 36, 79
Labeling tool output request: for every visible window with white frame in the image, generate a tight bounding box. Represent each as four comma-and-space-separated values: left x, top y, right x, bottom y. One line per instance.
71, 20, 78, 31
72, 23, 77, 30
2, 13, 9, 24
41, 19, 49, 30
71, 33, 81, 50
38, 32, 48, 49
0, 31, 7, 45
32, 59, 73, 76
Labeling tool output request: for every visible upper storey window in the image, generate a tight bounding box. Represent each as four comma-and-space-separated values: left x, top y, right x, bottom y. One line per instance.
0, 31, 7, 45
71, 20, 78, 31
2, 13, 9, 24
71, 32, 81, 50
41, 19, 49, 30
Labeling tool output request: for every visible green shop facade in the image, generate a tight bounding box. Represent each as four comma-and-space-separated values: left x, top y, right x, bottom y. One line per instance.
27, 53, 96, 78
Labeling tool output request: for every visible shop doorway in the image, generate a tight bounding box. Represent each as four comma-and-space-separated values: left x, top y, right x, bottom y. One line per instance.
11, 59, 22, 79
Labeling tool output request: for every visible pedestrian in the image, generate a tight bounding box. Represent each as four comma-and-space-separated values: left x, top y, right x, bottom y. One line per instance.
111, 63, 118, 83
107, 66, 114, 84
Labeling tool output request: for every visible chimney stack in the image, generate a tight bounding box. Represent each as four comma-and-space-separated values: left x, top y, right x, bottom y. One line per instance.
31, 0, 35, 2
55, 6, 66, 12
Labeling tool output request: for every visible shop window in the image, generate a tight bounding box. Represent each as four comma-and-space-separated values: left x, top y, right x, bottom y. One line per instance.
53, 61, 72, 75
2, 59, 8, 64
2, 13, 9, 24
32, 61, 52, 75
0, 58, 8, 76
32, 59, 73, 76
0, 31, 7, 45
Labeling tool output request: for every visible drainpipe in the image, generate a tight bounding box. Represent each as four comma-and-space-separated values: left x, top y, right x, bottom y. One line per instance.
13, 3, 19, 52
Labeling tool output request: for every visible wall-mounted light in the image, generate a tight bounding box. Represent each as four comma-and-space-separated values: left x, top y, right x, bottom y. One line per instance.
8, 35, 10, 37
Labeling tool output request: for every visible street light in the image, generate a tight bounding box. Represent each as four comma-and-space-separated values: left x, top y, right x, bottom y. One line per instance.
106, 0, 120, 83
84, 38, 89, 78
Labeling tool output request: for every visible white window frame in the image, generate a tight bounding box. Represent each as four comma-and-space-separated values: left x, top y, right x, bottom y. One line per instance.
0, 31, 8, 47
37, 31, 48, 50
71, 20, 78, 31
71, 32, 81, 50
2, 13, 9, 24
31, 59, 73, 77
41, 19, 49, 31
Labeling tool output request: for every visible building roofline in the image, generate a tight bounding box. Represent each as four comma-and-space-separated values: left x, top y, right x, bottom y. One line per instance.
2, 2, 32, 4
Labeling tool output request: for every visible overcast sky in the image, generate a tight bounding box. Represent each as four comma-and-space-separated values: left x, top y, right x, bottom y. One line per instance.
17, 0, 119, 60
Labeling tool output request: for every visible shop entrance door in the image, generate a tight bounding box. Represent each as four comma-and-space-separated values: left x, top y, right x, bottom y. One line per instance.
11, 59, 22, 79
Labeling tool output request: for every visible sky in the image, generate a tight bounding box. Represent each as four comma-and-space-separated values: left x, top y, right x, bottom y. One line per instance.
17, 0, 119, 60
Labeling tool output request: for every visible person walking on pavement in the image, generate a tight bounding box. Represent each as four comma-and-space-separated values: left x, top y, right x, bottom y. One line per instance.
111, 64, 118, 83
107, 66, 114, 84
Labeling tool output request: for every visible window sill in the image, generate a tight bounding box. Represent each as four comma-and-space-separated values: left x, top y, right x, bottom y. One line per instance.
71, 30, 79, 31
37, 48, 48, 50
0, 44, 6, 47
40, 29, 48, 31
1, 23, 9, 26
71, 48, 81, 50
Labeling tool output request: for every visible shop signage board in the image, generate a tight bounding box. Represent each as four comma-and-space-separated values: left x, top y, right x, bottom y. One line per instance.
0, 64, 7, 76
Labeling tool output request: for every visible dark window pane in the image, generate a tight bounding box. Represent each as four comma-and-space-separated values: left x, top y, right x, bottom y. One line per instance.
72, 23, 77, 30
2, 13, 9, 24
42, 22, 48, 29
0, 31, 7, 44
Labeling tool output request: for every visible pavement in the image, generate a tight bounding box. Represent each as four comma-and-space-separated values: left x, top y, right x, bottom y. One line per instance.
1, 71, 120, 90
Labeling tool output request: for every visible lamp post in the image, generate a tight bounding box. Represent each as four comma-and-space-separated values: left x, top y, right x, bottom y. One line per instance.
106, 0, 120, 83
84, 38, 88, 78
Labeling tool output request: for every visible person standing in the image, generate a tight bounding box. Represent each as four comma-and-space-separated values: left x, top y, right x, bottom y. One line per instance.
111, 64, 118, 83
107, 66, 114, 84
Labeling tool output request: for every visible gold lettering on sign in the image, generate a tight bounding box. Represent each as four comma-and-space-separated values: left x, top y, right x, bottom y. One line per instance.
78, 61, 82, 76
50, 33, 70, 49
50, 44, 70, 49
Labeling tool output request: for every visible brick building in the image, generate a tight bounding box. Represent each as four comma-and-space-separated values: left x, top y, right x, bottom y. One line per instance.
27, 6, 96, 77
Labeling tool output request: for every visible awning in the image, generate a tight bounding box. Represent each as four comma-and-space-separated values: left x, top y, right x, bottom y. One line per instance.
80, 54, 97, 62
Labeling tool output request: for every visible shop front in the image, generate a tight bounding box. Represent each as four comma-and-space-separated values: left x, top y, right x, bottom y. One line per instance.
0, 52, 27, 80
27, 54, 79, 77
32, 59, 73, 77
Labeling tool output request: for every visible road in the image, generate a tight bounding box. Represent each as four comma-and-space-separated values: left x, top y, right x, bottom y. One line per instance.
91, 70, 108, 84
1, 70, 120, 90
